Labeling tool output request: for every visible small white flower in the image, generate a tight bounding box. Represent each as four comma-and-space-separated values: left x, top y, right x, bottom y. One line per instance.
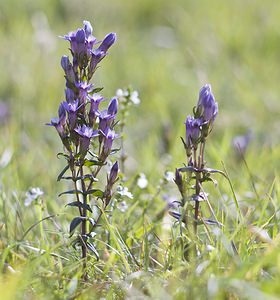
137, 173, 148, 189
24, 187, 44, 206
129, 90, 140, 105
117, 185, 134, 199
116, 88, 129, 97
118, 200, 128, 212
164, 171, 174, 182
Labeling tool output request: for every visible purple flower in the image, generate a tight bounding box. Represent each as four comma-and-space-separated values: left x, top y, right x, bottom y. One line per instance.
75, 125, 99, 157
83, 20, 93, 38
99, 33, 116, 52
197, 84, 218, 122
108, 98, 118, 116
88, 33, 116, 78
61, 56, 75, 83
103, 128, 121, 156
75, 81, 94, 104
88, 94, 105, 126
65, 88, 75, 103
184, 115, 203, 147
60, 30, 86, 58
98, 109, 115, 133
109, 161, 119, 184
63, 100, 81, 129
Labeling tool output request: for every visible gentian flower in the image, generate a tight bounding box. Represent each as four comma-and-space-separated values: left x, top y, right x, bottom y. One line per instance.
103, 128, 121, 157
63, 99, 82, 129
184, 115, 203, 147
75, 81, 94, 105
98, 32, 116, 52
75, 125, 99, 157
108, 161, 119, 185
88, 32, 116, 78
108, 98, 118, 116
65, 87, 75, 103
88, 94, 105, 126
61, 56, 75, 83
197, 84, 218, 123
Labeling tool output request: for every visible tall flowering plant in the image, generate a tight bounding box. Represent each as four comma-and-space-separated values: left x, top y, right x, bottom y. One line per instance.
46, 21, 120, 267
170, 84, 224, 254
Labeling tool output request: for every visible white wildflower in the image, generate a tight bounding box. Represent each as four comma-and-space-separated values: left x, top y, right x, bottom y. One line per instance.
137, 173, 148, 189
25, 187, 44, 206
164, 171, 174, 182
117, 185, 133, 199
129, 90, 140, 105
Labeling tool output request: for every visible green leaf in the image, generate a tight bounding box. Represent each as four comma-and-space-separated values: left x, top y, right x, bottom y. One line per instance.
86, 242, 99, 260
69, 217, 86, 236
57, 165, 70, 181
66, 201, 93, 213
89, 87, 103, 94
87, 189, 104, 197
59, 189, 83, 197
179, 166, 198, 173
57, 153, 70, 159
84, 159, 105, 167
201, 168, 227, 178
87, 150, 98, 158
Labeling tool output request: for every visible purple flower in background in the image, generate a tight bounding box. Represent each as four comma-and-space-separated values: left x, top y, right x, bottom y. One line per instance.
184, 115, 202, 147
75, 81, 94, 104
61, 56, 75, 83
75, 125, 99, 156
197, 84, 218, 122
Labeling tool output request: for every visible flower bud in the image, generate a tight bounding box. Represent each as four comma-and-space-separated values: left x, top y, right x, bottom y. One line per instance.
109, 161, 119, 184
108, 98, 118, 116
99, 33, 116, 52
197, 84, 218, 122
61, 56, 75, 83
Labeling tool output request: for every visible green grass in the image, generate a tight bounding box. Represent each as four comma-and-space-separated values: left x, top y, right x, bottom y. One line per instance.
1, 0, 280, 299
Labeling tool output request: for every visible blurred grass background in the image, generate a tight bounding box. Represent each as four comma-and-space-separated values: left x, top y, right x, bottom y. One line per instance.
1, 0, 280, 298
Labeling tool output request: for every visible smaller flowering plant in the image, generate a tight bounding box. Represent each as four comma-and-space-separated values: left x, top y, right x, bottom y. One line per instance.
169, 84, 225, 255
47, 21, 120, 268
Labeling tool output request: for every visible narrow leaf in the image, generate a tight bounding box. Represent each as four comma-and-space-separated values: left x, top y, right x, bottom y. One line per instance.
202, 168, 227, 178
57, 153, 70, 159
66, 201, 93, 213
84, 159, 105, 167
57, 165, 70, 181
87, 189, 104, 197
59, 189, 83, 197
69, 217, 86, 235
179, 166, 198, 173
86, 242, 99, 260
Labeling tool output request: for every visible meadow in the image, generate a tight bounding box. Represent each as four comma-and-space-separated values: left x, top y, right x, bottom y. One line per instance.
1, 0, 280, 299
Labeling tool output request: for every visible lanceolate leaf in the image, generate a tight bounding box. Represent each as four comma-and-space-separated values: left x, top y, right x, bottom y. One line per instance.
69, 217, 86, 236
59, 189, 83, 197
201, 168, 227, 178
179, 166, 198, 173
86, 242, 99, 260
57, 165, 70, 181
86, 189, 104, 197
60, 174, 98, 182
57, 153, 70, 159
66, 201, 93, 213
84, 159, 105, 167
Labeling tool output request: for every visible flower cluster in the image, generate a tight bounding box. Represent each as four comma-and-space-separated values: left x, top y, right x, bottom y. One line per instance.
46, 21, 120, 265
182, 84, 218, 157
47, 20, 119, 163
170, 84, 221, 246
